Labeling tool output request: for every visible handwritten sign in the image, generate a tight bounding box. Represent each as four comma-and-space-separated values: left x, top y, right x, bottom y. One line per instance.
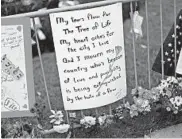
176, 51, 182, 75
50, 3, 127, 110
1, 17, 35, 117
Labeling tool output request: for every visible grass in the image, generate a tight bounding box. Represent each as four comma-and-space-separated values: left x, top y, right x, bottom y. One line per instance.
2, 0, 182, 138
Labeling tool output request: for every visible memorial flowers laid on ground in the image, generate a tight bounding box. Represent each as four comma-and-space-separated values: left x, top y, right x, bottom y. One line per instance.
79, 114, 114, 129
114, 77, 182, 120
80, 116, 96, 128
49, 76, 181, 132
48, 110, 70, 134
79, 77, 182, 128
2, 77, 182, 138
49, 110, 64, 125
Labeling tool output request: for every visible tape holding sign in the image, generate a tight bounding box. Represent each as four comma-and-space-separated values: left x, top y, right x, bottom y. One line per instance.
50, 3, 127, 110
1, 17, 35, 118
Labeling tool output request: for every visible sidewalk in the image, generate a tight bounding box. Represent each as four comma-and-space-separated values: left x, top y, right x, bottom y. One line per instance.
146, 123, 182, 138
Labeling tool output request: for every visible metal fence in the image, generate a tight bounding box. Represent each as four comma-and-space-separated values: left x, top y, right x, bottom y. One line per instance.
1, 0, 180, 124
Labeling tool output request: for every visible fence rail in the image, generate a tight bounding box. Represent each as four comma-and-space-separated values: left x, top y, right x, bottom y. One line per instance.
2, 0, 139, 18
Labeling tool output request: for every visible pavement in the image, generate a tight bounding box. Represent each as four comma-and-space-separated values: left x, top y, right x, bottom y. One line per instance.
145, 123, 182, 138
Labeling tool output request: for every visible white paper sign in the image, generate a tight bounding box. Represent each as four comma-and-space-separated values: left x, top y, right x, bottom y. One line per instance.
50, 3, 127, 110
1, 25, 29, 112
176, 51, 182, 75
1, 17, 35, 117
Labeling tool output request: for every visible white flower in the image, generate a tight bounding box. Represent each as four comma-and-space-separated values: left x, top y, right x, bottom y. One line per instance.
80, 116, 96, 128
157, 77, 178, 95
53, 124, 70, 133
130, 110, 138, 118
160, 80, 168, 88
144, 105, 151, 112
167, 76, 178, 84
49, 110, 64, 125
166, 107, 171, 112
173, 110, 178, 114
141, 100, 149, 108
98, 115, 107, 126
170, 98, 178, 109
170, 96, 182, 107
170, 98, 175, 105
174, 96, 182, 106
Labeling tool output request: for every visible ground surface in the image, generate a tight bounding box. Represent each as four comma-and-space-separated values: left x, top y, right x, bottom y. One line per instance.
2, 0, 182, 138
148, 123, 182, 138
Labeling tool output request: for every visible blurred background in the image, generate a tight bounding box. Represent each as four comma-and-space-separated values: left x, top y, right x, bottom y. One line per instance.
1, 0, 142, 56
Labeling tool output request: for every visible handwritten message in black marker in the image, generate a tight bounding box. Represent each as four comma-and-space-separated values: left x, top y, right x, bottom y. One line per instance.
50, 3, 127, 110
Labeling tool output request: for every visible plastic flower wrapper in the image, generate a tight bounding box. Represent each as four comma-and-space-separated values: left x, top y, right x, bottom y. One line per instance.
137, 87, 147, 96
131, 87, 157, 102
131, 86, 146, 96
134, 95, 150, 108
80, 116, 96, 128
49, 110, 64, 125
133, 96, 144, 106
139, 90, 150, 100
133, 97, 151, 113
148, 88, 160, 102
53, 124, 70, 133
